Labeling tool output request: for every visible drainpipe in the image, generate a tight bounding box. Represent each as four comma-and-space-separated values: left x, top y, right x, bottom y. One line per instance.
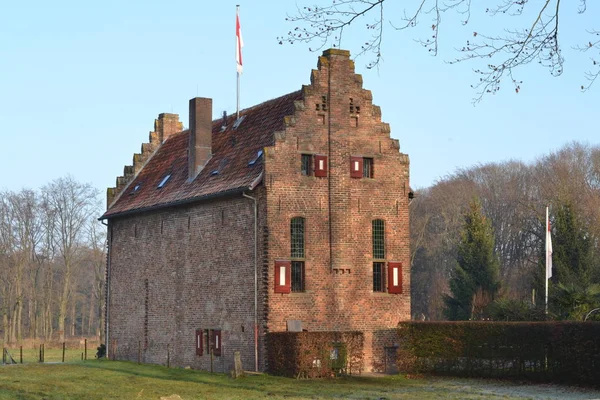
242, 192, 258, 372
101, 219, 110, 359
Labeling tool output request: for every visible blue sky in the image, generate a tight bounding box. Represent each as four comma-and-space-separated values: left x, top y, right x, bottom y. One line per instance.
1, 1, 598, 194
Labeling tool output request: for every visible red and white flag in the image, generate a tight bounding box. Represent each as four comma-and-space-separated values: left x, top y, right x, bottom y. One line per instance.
546, 206, 553, 280
236, 7, 244, 74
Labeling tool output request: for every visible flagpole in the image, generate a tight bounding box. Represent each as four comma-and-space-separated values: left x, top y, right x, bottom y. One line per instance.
236, 5, 241, 120
545, 206, 549, 315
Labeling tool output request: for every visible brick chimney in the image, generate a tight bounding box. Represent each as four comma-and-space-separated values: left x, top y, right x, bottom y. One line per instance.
188, 97, 213, 179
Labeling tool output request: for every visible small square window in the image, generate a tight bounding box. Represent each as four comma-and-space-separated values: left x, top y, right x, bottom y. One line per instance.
363, 158, 374, 178
301, 154, 312, 176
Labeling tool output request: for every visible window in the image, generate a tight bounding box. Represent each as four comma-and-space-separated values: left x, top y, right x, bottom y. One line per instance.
301, 154, 312, 176
372, 219, 385, 292
210, 329, 222, 357
130, 183, 142, 195
373, 262, 385, 292
157, 174, 171, 188
351, 156, 374, 179
248, 150, 264, 166
372, 220, 385, 259
291, 217, 305, 292
301, 154, 327, 177
291, 261, 304, 292
363, 158, 373, 178
232, 115, 245, 129
195, 329, 203, 356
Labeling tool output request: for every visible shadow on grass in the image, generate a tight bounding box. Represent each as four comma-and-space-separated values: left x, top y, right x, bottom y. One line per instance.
78, 359, 417, 398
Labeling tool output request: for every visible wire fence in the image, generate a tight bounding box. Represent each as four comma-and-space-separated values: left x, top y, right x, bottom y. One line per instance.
2, 338, 101, 365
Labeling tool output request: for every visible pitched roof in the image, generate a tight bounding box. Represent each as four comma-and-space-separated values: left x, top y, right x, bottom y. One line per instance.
102, 90, 302, 219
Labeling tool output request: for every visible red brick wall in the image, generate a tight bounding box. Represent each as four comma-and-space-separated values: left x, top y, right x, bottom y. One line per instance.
263, 49, 410, 371
107, 193, 268, 372
107, 49, 410, 374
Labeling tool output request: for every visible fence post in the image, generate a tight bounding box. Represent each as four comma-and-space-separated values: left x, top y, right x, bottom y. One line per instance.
167, 344, 170, 368
84, 339, 87, 361
43, 344, 45, 363
138, 341, 141, 364
39, 344, 42, 363
2, 348, 5, 364
20, 346, 22, 364
62, 342, 65, 363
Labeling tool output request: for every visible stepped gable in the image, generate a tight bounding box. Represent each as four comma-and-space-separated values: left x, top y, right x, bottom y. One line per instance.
102, 90, 302, 218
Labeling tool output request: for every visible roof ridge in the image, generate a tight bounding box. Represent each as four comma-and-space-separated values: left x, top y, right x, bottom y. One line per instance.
231, 89, 302, 117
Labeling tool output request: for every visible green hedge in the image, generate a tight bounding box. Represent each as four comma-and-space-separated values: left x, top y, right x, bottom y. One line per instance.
397, 321, 600, 385
267, 331, 364, 378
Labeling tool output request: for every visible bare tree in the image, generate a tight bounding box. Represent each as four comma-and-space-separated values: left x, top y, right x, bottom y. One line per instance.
86, 218, 106, 341
0, 192, 16, 343
42, 176, 99, 343
281, 0, 599, 102
410, 142, 600, 319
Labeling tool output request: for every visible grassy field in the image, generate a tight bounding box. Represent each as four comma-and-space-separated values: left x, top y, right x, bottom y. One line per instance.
2, 342, 98, 364
1, 360, 598, 400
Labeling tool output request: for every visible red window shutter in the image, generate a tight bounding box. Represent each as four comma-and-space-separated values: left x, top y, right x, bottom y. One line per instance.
350, 156, 363, 178
387, 262, 403, 294
314, 155, 327, 177
195, 329, 203, 356
213, 330, 222, 356
274, 260, 291, 293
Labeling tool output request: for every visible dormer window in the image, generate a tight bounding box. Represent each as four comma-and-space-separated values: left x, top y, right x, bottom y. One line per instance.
157, 175, 171, 188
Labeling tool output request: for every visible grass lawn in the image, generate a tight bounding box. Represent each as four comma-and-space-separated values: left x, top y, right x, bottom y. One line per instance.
0, 360, 598, 400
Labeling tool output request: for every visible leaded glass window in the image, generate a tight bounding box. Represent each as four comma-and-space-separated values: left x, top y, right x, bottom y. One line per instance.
291, 217, 305, 258
301, 154, 312, 176
291, 217, 305, 292
373, 262, 384, 292
372, 219, 385, 259
291, 261, 305, 292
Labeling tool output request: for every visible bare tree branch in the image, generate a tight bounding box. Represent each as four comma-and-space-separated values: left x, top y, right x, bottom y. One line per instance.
281, 0, 596, 102
575, 29, 600, 92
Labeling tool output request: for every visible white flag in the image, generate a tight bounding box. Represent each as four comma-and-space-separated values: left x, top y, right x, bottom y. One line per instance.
236, 7, 244, 74
546, 206, 553, 280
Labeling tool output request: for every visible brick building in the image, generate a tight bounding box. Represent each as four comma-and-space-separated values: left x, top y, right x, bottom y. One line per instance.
100, 49, 411, 373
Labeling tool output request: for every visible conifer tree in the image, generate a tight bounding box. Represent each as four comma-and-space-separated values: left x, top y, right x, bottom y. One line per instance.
444, 198, 500, 320
532, 201, 600, 319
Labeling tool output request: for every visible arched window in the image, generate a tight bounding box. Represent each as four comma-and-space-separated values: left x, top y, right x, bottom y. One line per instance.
372, 219, 385, 292
291, 217, 305, 292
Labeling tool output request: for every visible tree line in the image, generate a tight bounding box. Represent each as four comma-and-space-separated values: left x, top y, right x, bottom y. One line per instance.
2, 142, 598, 346
411, 142, 600, 321
0, 176, 105, 344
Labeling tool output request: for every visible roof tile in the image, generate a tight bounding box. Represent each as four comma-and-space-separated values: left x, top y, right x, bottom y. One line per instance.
102, 90, 302, 218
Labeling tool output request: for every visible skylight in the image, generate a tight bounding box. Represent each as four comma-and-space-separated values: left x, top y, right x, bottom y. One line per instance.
130, 183, 141, 195
157, 174, 171, 188
211, 170, 219, 176
248, 150, 264, 166
232, 115, 245, 130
